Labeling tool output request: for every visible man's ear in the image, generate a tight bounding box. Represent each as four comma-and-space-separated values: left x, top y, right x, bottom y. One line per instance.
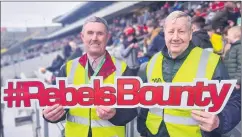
80, 32, 84, 42
191, 24, 194, 32
189, 29, 193, 41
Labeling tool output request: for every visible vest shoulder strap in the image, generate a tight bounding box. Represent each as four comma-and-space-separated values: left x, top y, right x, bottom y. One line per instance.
146, 52, 163, 82
189, 47, 220, 79
111, 56, 127, 76
66, 57, 81, 84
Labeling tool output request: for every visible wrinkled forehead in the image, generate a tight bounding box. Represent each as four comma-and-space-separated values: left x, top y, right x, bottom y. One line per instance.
83, 22, 107, 32
164, 17, 191, 30
82, 17, 109, 33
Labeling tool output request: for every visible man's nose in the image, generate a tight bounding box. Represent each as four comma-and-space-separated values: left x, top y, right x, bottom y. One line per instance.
91, 33, 98, 40
172, 31, 180, 41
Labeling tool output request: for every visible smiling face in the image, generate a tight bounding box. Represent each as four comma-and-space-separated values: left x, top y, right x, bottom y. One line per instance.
81, 22, 110, 57
164, 14, 192, 58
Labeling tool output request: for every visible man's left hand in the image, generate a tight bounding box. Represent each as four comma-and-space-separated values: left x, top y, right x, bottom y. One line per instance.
96, 106, 116, 120
191, 110, 220, 132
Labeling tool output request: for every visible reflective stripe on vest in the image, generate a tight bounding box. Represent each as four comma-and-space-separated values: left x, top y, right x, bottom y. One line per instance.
67, 114, 115, 127
115, 58, 122, 76
67, 57, 79, 84
67, 57, 123, 84
149, 108, 198, 125
147, 49, 211, 126
196, 49, 210, 78
147, 53, 160, 82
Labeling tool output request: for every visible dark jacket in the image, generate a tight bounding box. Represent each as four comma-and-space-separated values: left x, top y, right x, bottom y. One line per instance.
121, 38, 140, 69
63, 45, 72, 60
43, 52, 138, 137
107, 36, 114, 46
137, 43, 241, 137
46, 55, 65, 73
192, 30, 213, 49
211, 8, 238, 30
66, 47, 83, 62
224, 40, 241, 85
145, 31, 165, 59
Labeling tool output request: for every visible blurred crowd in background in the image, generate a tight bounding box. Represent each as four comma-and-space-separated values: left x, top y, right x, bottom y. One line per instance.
0, 2, 241, 137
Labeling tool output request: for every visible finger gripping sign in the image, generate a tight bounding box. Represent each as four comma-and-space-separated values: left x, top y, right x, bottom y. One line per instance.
1, 76, 237, 115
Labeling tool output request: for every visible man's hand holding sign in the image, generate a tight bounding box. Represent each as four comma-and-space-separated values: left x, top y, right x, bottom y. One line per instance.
0, 76, 238, 136
43, 104, 65, 122
1, 77, 237, 114
42, 104, 117, 122
191, 110, 220, 132
96, 107, 116, 120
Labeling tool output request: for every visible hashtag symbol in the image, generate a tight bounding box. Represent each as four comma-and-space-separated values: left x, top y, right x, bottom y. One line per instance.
3, 81, 30, 107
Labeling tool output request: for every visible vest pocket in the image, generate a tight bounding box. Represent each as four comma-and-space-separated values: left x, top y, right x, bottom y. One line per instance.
92, 126, 125, 137
65, 121, 89, 137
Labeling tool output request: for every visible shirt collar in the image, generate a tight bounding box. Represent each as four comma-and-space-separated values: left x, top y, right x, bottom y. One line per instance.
87, 51, 106, 70
78, 50, 116, 79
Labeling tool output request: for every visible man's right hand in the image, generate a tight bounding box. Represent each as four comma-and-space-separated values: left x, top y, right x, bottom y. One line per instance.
43, 104, 66, 122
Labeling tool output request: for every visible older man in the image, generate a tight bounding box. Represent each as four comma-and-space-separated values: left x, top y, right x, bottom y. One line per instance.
42, 16, 137, 137
137, 11, 241, 137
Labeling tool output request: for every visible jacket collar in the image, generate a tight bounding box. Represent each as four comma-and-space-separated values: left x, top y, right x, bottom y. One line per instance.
78, 50, 116, 79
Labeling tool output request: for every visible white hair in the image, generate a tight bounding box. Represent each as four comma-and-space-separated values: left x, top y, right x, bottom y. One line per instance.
164, 11, 192, 31
82, 16, 109, 33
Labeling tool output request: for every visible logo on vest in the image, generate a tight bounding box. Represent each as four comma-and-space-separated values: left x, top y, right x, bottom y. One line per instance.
152, 78, 162, 83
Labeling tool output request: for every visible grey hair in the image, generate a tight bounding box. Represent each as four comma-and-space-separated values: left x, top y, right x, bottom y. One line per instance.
164, 11, 192, 31
82, 16, 109, 33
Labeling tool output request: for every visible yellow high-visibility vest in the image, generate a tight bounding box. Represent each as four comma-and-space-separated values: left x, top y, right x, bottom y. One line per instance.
65, 56, 127, 137
146, 47, 220, 137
